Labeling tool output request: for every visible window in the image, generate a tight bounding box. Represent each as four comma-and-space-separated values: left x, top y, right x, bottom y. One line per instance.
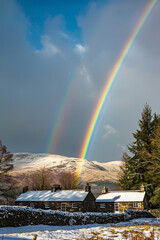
30, 203, 34, 208
45, 202, 50, 208
100, 203, 105, 208
61, 203, 66, 211
133, 203, 138, 208
114, 203, 119, 212
72, 203, 78, 208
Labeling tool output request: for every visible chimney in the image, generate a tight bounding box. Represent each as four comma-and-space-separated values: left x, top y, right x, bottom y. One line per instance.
51, 184, 61, 192
23, 186, 28, 193
140, 183, 145, 192
101, 186, 108, 194
85, 183, 91, 192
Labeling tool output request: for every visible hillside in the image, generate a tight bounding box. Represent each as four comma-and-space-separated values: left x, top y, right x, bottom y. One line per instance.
11, 153, 122, 183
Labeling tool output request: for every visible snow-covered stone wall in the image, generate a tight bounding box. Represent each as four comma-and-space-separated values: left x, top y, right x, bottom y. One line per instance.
0, 206, 154, 227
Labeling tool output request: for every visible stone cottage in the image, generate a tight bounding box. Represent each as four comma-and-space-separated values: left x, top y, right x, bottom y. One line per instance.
96, 186, 148, 213
15, 183, 96, 212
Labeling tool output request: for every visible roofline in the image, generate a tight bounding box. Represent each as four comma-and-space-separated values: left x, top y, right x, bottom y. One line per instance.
19, 190, 87, 193
16, 200, 85, 202
106, 190, 145, 192
96, 200, 144, 203
15, 190, 89, 202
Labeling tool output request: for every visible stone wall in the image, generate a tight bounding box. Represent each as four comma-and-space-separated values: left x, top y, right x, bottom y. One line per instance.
0, 206, 155, 227
125, 209, 154, 219
96, 202, 114, 213
119, 202, 144, 213
83, 192, 96, 212
17, 201, 85, 212
96, 202, 144, 213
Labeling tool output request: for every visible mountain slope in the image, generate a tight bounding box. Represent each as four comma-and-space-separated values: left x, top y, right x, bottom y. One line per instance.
11, 153, 122, 183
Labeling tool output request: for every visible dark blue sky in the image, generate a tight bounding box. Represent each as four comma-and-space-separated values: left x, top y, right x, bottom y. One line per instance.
17, 0, 91, 48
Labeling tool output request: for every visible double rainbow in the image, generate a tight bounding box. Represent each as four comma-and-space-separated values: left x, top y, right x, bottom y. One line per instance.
77, 0, 157, 180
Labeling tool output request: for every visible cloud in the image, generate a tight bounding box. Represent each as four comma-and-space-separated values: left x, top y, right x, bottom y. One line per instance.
102, 124, 119, 139
37, 35, 61, 56
75, 44, 86, 54
59, 31, 73, 41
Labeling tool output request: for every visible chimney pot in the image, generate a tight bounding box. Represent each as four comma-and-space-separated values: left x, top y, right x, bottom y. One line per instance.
140, 183, 145, 192
85, 183, 91, 192
51, 184, 61, 192
102, 186, 108, 194
23, 186, 28, 193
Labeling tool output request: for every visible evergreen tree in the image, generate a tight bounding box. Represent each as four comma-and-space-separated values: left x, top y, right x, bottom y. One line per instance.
119, 104, 158, 196
119, 152, 133, 189
142, 125, 160, 204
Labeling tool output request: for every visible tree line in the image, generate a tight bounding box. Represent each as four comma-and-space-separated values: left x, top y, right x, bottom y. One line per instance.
0, 141, 81, 204
119, 103, 160, 206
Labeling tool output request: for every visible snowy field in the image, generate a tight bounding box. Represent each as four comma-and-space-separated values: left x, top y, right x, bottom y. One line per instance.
0, 218, 160, 240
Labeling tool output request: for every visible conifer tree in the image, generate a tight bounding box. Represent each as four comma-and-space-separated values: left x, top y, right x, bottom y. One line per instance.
119, 104, 158, 195
142, 125, 160, 204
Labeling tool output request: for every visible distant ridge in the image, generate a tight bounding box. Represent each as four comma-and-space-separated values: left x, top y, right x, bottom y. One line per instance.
11, 153, 122, 183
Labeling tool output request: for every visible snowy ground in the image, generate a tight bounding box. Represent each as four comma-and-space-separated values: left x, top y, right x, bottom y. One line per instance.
0, 218, 160, 240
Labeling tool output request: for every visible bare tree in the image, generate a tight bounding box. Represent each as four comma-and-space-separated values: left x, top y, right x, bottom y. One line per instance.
0, 140, 13, 175
0, 140, 14, 204
29, 167, 51, 190
58, 170, 81, 190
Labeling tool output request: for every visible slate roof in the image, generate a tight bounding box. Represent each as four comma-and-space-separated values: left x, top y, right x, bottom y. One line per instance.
16, 190, 88, 202
96, 191, 145, 203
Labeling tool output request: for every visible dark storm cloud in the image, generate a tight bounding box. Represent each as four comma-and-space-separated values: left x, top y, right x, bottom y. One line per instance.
76, 0, 160, 161
0, 0, 85, 154
1, 0, 160, 162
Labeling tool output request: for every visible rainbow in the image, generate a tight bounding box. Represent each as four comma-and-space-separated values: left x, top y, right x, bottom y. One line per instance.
46, 66, 80, 154
46, 93, 73, 154
79, 0, 157, 165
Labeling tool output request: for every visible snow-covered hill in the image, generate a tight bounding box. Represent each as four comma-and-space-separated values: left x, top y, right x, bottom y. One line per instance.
11, 153, 122, 182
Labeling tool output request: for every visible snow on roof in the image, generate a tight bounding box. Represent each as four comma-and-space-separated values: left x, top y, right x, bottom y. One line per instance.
16, 190, 88, 202
96, 191, 145, 203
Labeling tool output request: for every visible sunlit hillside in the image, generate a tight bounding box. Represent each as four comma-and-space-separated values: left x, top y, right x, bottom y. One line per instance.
11, 153, 122, 183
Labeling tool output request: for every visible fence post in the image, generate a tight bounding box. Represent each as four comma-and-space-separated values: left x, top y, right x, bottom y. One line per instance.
32, 234, 37, 240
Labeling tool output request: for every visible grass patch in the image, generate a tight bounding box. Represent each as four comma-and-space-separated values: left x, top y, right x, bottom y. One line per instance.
150, 208, 160, 218
76, 225, 160, 240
